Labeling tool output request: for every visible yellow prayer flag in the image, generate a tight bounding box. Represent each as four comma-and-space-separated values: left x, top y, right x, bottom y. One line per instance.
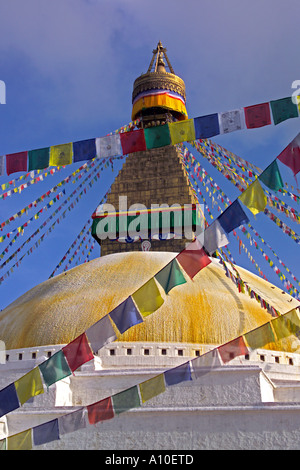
271, 309, 300, 341
49, 143, 73, 167
238, 179, 267, 216
168, 119, 196, 145
14, 367, 44, 405
7, 429, 32, 450
296, 95, 300, 114
132, 278, 164, 318
139, 374, 166, 403
244, 322, 276, 350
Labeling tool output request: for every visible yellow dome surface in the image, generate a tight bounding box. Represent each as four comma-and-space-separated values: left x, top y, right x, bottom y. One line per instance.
0, 252, 298, 350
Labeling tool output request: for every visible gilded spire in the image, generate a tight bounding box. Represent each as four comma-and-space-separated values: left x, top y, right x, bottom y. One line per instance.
132, 41, 187, 124
147, 41, 175, 74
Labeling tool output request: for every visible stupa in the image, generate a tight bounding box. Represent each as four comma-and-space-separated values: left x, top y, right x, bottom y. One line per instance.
0, 42, 300, 451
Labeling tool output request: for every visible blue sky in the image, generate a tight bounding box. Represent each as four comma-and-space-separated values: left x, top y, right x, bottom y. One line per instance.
0, 0, 299, 309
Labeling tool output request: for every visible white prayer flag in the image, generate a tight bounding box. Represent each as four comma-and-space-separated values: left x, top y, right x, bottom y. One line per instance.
192, 349, 222, 379
0, 156, 5, 176
218, 108, 245, 134
96, 134, 122, 159
58, 408, 87, 435
203, 219, 229, 255
85, 314, 117, 353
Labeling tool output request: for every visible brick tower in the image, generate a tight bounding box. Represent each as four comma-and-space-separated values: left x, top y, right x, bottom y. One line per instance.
92, 42, 203, 256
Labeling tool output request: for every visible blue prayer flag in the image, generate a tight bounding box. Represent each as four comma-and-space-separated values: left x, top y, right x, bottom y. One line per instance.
73, 139, 96, 163
109, 296, 143, 334
217, 200, 249, 234
164, 362, 192, 387
194, 114, 220, 139
33, 419, 59, 446
0, 383, 20, 418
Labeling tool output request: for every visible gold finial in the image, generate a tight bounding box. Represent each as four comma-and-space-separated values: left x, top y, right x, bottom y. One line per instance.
147, 41, 175, 74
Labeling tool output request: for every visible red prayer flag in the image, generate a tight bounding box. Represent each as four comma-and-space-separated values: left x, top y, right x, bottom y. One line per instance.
62, 333, 94, 372
176, 238, 211, 279
244, 102, 271, 129
120, 129, 147, 154
218, 336, 249, 363
277, 133, 300, 176
6, 152, 28, 175
87, 396, 114, 424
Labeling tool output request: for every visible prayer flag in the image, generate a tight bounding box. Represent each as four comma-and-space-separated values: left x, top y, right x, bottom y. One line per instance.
62, 333, 94, 372
169, 119, 196, 145
14, 367, 44, 405
194, 113, 220, 139
6, 151, 28, 175
87, 396, 114, 425
144, 124, 171, 149
85, 314, 117, 354
176, 238, 211, 279
0, 383, 20, 418
7, 429, 32, 451
0, 155, 5, 176
258, 159, 283, 191
120, 129, 147, 154
109, 296, 143, 334
217, 200, 249, 234
112, 386, 140, 415
33, 419, 59, 446
132, 278, 164, 318
96, 134, 122, 158
164, 362, 192, 387
218, 336, 249, 363
73, 139, 96, 163
244, 102, 271, 129
270, 97, 299, 125
203, 219, 229, 255
58, 407, 87, 435
277, 133, 300, 176
192, 349, 222, 379
139, 374, 165, 403
238, 179, 267, 216
49, 143, 73, 167
28, 148, 50, 171
244, 322, 276, 350
38, 350, 72, 388
155, 258, 187, 294
218, 108, 245, 134
271, 309, 300, 341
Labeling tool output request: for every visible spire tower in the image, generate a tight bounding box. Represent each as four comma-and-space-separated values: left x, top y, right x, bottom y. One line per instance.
92, 42, 203, 256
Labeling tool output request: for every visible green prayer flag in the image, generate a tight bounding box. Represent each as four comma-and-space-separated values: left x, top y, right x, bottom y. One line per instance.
112, 386, 140, 414
39, 350, 71, 388
270, 97, 299, 125
28, 148, 50, 171
258, 159, 283, 191
155, 258, 187, 294
244, 322, 276, 350
144, 124, 171, 149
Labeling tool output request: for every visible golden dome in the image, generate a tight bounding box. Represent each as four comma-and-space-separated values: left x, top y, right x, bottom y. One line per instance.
0, 251, 298, 350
